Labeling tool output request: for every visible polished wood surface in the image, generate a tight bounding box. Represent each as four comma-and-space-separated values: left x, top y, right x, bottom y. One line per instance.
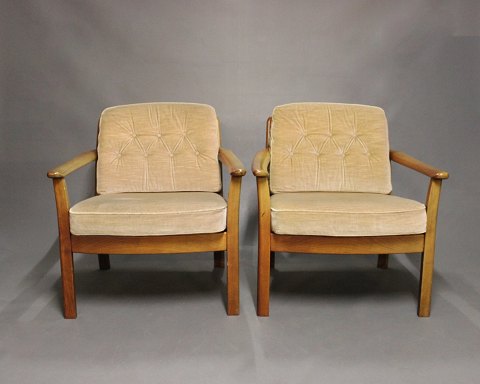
47, 149, 97, 178
418, 178, 442, 317
52, 178, 77, 319
252, 149, 270, 177
271, 234, 425, 254
390, 150, 449, 179
256, 176, 271, 316
219, 147, 247, 176
71, 233, 227, 254
226, 176, 242, 315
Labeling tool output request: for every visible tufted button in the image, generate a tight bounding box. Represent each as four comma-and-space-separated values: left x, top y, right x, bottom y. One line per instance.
157, 133, 162, 138
143, 153, 148, 158
169, 153, 174, 158
195, 151, 200, 155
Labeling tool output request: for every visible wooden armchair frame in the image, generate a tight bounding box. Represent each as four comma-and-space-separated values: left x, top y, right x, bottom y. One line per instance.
252, 117, 448, 317
48, 148, 245, 319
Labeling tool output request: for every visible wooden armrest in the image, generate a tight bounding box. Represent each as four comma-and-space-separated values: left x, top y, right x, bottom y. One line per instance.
218, 148, 246, 177
390, 150, 449, 180
47, 150, 97, 178
252, 148, 270, 177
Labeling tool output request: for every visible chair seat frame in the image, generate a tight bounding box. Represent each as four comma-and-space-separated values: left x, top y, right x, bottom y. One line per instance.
48, 148, 245, 319
252, 117, 448, 317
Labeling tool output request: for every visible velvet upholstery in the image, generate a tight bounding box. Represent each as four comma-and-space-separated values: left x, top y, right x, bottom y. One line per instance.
270, 103, 391, 194
270, 192, 426, 236
70, 192, 227, 236
97, 103, 221, 194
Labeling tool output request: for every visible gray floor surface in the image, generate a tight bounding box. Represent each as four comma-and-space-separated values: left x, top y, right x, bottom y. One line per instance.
1, 241, 480, 384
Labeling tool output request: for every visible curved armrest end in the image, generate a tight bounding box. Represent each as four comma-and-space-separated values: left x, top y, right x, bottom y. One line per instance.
252, 149, 270, 177
47, 150, 97, 179
390, 150, 449, 180
219, 148, 247, 177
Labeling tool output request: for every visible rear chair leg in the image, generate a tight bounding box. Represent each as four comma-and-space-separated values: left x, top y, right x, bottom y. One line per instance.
270, 251, 275, 269
214, 251, 225, 268
377, 254, 389, 269
98, 254, 110, 270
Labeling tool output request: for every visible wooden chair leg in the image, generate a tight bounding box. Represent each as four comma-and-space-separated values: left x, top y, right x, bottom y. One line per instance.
59, 246, 76, 319
418, 247, 435, 317
270, 251, 275, 269
98, 254, 110, 270
226, 245, 239, 315
257, 243, 270, 316
377, 254, 389, 269
214, 251, 225, 268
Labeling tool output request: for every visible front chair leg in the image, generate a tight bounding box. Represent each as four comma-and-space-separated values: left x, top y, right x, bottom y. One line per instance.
418, 248, 435, 317
98, 254, 110, 270
377, 254, 389, 269
60, 246, 77, 319
214, 251, 225, 268
257, 243, 271, 316
226, 245, 239, 315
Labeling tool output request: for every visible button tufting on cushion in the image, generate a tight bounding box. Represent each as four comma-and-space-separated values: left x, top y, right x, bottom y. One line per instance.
269, 103, 392, 194
97, 103, 221, 194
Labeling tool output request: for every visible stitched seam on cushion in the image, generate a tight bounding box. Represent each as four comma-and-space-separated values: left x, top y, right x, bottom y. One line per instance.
70, 207, 227, 215
270, 208, 425, 214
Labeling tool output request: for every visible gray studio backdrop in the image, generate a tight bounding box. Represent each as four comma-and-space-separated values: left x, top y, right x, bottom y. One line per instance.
1, 1, 479, 280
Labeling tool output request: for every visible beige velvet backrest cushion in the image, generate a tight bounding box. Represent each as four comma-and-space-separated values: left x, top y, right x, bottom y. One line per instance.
97, 103, 221, 194
269, 103, 392, 194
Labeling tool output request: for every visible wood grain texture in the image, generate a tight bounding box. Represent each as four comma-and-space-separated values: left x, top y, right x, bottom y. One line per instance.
218, 147, 246, 176
52, 178, 77, 319
418, 178, 443, 317
390, 150, 449, 179
71, 233, 227, 254
226, 176, 242, 315
47, 150, 97, 178
271, 234, 425, 254
256, 176, 271, 316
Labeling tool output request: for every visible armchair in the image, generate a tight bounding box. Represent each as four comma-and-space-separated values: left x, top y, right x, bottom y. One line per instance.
48, 103, 246, 318
252, 103, 448, 317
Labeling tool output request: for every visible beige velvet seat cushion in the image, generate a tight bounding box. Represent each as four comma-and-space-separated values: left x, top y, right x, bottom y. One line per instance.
70, 192, 226, 236
270, 192, 426, 236
270, 103, 392, 194
97, 103, 221, 194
